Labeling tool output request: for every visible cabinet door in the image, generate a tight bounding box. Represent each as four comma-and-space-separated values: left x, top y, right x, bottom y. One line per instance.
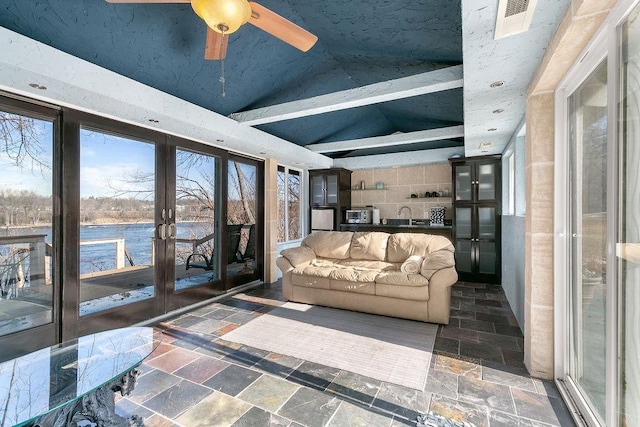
477, 241, 498, 275
311, 174, 325, 205
455, 206, 473, 239
325, 174, 339, 204
477, 206, 496, 239
476, 162, 497, 201
455, 240, 474, 274
454, 164, 473, 201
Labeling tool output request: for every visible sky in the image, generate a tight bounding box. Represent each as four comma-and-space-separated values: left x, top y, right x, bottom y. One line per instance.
1, 113, 254, 201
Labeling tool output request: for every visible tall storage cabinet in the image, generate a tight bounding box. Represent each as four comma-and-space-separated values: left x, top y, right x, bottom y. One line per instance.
308, 168, 351, 231
450, 156, 501, 283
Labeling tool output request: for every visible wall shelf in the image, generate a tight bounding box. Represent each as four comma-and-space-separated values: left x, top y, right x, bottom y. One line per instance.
353, 188, 387, 191
406, 196, 451, 199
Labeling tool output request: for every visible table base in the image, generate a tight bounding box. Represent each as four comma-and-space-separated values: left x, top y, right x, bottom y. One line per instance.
31, 368, 143, 427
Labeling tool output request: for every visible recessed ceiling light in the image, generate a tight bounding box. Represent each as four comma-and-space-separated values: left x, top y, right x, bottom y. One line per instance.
479, 141, 492, 149
29, 83, 47, 90
492, 109, 504, 114
488, 128, 497, 131
490, 81, 504, 88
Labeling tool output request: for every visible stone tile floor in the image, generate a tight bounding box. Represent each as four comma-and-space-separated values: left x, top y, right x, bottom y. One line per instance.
115, 281, 576, 426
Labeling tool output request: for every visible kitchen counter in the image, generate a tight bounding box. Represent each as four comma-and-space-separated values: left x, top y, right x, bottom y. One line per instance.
339, 222, 452, 239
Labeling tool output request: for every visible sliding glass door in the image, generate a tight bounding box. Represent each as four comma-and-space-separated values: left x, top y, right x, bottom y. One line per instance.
557, 1, 640, 425
568, 59, 608, 423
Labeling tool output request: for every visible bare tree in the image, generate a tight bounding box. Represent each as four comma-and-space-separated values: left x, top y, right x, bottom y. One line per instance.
0, 112, 50, 172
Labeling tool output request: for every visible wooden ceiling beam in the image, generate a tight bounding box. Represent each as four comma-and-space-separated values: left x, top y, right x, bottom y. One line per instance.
229, 65, 463, 126
306, 125, 464, 154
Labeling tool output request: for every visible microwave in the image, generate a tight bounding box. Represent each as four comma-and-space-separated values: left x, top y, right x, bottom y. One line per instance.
346, 209, 372, 224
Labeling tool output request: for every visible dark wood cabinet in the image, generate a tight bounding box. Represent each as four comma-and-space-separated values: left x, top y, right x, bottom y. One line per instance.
309, 168, 351, 230
451, 156, 501, 284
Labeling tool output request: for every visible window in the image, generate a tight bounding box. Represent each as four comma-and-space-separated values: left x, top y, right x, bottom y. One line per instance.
508, 153, 515, 215
277, 166, 302, 243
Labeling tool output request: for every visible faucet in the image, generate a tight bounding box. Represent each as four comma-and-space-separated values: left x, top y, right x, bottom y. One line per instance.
397, 206, 413, 225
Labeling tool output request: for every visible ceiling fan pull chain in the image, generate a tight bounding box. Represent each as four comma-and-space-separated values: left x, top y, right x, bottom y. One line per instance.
219, 26, 226, 97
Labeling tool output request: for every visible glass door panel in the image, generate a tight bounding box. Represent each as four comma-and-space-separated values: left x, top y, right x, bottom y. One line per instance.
477, 163, 496, 201
454, 165, 472, 201
0, 109, 55, 337
455, 241, 473, 274
227, 158, 258, 288
174, 149, 221, 291
326, 174, 338, 204
620, 9, 640, 425
569, 60, 608, 421
455, 207, 472, 239
311, 174, 324, 205
478, 241, 497, 275
478, 206, 496, 239
79, 128, 156, 316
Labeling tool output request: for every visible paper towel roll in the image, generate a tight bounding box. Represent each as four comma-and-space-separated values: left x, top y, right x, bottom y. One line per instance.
372, 208, 380, 225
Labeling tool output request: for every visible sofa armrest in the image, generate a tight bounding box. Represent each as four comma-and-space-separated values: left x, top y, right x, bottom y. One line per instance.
276, 256, 295, 274
280, 246, 316, 268
420, 249, 455, 280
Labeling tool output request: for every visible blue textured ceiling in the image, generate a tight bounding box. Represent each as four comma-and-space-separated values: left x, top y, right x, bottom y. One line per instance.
0, 0, 463, 157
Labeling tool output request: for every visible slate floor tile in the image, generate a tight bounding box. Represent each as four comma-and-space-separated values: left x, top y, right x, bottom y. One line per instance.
188, 318, 231, 334
372, 382, 430, 421
460, 318, 496, 333
205, 307, 237, 320
143, 379, 213, 419
433, 336, 460, 355
145, 347, 200, 373
222, 345, 271, 368
326, 370, 382, 405
424, 367, 458, 399
327, 401, 394, 427
115, 398, 155, 421
459, 340, 504, 364
253, 352, 303, 377
286, 360, 341, 391
439, 326, 479, 343
173, 355, 230, 383
128, 369, 181, 404
144, 414, 181, 427
433, 354, 481, 378
481, 361, 536, 392
175, 392, 252, 427
194, 337, 240, 359
237, 374, 299, 412
204, 364, 262, 396
278, 387, 341, 427
488, 410, 538, 427
429, 394, 489, 427
458, 376, 515, 414
512, 388, 576, 426
231, 406, 291, 426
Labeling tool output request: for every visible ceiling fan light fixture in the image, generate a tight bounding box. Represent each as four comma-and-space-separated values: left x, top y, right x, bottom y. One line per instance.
191, 0, 251, 34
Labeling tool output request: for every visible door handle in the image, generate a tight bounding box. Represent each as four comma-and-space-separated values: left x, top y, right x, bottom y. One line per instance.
157, 224, 167, 240
168, 223, 176, 240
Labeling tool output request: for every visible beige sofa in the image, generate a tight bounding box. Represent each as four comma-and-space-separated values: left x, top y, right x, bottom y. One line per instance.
276, 231, 458, 324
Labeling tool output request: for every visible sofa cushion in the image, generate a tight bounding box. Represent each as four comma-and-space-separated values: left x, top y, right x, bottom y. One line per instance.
280, 246, 316, 268
387, 233, 454, 262
303, 231, 353, 260
334, 259, 396, 271
375, 272, 429, 300
421, 249, 456, 280
291, 265, 332, 289
350, 232, 389, 261
330, 280, 376, 295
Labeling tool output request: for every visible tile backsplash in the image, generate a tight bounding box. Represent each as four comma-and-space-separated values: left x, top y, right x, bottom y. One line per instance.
350, 163, 452, 222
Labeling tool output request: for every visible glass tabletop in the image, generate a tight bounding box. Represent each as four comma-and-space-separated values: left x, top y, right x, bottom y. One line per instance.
0, 327, 156, 427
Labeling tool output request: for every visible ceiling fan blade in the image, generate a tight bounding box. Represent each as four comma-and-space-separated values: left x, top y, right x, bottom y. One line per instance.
205, 27, 228, 60
105, 0, 189, 3
248, 2, 318, 52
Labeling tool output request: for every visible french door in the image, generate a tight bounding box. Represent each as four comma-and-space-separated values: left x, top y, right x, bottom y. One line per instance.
0, 98, 264, 360
556, 1, 640, 425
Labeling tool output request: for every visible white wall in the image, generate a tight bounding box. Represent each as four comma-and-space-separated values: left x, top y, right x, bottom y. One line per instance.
502, 134, 526, 330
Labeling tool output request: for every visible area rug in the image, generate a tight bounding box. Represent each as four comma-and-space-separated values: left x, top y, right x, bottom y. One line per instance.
222, 302, 438, 390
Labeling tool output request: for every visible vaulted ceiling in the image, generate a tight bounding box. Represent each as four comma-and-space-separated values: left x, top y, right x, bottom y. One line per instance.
0, 0, 569, 169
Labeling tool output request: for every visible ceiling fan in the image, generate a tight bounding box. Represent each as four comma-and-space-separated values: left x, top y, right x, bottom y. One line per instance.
105, 0, 318, 60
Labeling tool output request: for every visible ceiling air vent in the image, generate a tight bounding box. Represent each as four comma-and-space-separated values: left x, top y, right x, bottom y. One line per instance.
494, 0, 539, 40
